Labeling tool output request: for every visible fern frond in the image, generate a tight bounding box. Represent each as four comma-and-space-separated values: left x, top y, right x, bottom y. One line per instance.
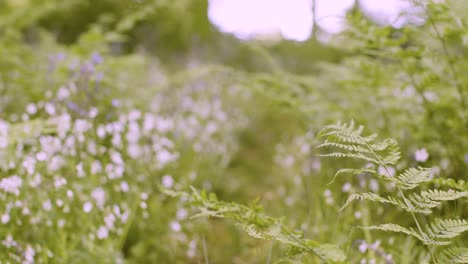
441, 247, 468, 263
317, 141, 373, 153
163, 187, 347, 263
319, 152, 379, 164
403, 190, 468, 215
426, 218, 468, 241
317, 122, 401, 166
421, 189, 468, 201
377, 138, 401, 165
396, 167, 432, 190
328, 168, 377, 184
340, 192, 399, 211
364, 224, 423, 242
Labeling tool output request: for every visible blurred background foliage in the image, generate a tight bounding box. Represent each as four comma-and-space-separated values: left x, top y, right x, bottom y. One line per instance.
0, 0, 467, 263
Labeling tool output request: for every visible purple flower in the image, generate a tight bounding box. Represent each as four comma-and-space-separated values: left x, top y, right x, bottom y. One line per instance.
91, 52, 103, 65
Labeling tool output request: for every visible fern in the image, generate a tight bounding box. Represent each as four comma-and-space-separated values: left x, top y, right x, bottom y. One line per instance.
163, 187, 347, 263
441, 247, 468, 263
318, 122, 468, 263
396, 167, 432, 190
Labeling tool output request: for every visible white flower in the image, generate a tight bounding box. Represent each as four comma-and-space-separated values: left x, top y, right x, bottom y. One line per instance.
97, 226, 109, 239
170, 221, 181, 232
415, 148, 429, 162
45, 103, 56, 115
74, 119, 91, 134
342, 182, 352, 192
358, 242, 368, 253
1, 214, 10, 224
26, 103, 37, 115
24, 245, 35, 263
378, 166, 395, 177
35, 151, 47, 161
369, 179, 379, 192
91, 188, 106, 208
120, 181, 129, 192
2, 235, 16, 248
162, 175, 174, 188
0, 175, 22, 195
176, 208, 188, 220
57, 87, 70, 100
104, 213, 116, 229
43, 200, 52, 211
22, 156, 36, 175
83, 202, 93, 213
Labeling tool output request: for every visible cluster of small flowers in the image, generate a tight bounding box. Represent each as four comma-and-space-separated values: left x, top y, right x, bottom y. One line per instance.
358, 240, 394, 264
0, 51, 252, 261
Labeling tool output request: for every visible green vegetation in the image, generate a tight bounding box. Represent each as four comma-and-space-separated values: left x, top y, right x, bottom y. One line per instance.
0, 0, 467, 263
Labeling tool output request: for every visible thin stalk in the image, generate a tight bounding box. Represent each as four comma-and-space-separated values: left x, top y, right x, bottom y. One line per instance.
202, 235, 209, 264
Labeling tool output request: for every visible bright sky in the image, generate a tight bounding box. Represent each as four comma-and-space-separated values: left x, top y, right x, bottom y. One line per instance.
208, 0, 422, 41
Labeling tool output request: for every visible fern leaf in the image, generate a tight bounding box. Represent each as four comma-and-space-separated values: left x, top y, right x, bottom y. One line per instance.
396, 167, 432, 190
441, 247, 468, 263
319, 152, 379, 164
340, 192, 399, 211
403, 190, 468, 215
165, 187, 347, 263
318, 122, 401, 166
421, 189, 468, 201
364, 224, 424, 242
426, 218, 468, 240
328, 168, 377, 184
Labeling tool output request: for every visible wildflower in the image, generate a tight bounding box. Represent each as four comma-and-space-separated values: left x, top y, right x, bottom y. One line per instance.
369, 179, 379, 192
414, 148, 429, 162
43, 200, 52, 211
1, 213, 10, 224
120, 181, 129, 192
57, 87, 70, 100
97, 226, 109, 239
24, 245, 35, 263
0, 175, 22, 195
378, 166, 395, 177
359, 241, 368, 253
91, 187, 106, 208
83, 202, 93, 213
162, 175, 174, 188
104, 213, 116, 229
2, 235, 16, 248
91, 52, 103, 64
26, 103, 37, 115
170, 221, 181, 232
342, 182, 352, 192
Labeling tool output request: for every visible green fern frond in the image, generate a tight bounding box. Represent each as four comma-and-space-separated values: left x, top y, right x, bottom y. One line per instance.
421, 189, 468, 201
377, 138, 401, 165
328, 168, 377, 185
426, 218, 468, 240
364, 224, 423, 242
319, 152, 380, 164
317, 122, 401, 166
163, 187, 347, 263
396, 167, 432, 190
316, 141, 372, 154
441, 247, 468, 263
340, 192, 400, 211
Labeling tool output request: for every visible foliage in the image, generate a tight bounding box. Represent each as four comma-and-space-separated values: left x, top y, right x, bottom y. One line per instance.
318, 122, 468, 263
0, 0, 467, 263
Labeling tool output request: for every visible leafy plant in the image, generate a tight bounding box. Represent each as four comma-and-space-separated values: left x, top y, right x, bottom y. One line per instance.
163, 187, 347, 263
318, 122, 468, 263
